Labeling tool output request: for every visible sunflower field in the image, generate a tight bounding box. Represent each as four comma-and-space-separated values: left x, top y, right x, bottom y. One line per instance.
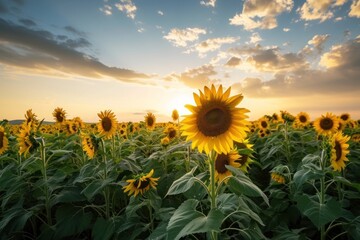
1, 85, 360, 240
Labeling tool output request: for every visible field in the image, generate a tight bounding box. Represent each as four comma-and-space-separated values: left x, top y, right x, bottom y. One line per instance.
1, 95, 360, 239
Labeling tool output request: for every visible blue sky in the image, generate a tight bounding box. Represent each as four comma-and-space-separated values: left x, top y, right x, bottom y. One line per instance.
0, 0, 359, 122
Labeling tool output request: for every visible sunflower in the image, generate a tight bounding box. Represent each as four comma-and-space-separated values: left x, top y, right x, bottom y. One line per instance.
81, 133, 98, 159
53, 107, 67, 124
258, 117, 269, 130
172, 109, 179, 122
271, 172, 285, 184
271, 113, 284, 124
330, 132, 350, 172
97, 110, 118, 139
181, 84, 249, 155
351, 133, 360, 143
280, 110, 295, 122
123, 169, 160, 197
17, 125, 38, 156
214, 149, 241, 183
339, 113, 351, 123
313, 112, 339, 136
294, 112, 310, 128
234, 139, 254, 173
161, 136, 170, 147
145, 112, 156, 130
164, 123, 178, 140
0, 126, 9, 155
23, 109, 39, 130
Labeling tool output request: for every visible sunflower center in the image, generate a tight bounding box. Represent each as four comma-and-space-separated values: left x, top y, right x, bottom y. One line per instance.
334, 141, 342, 162
135, 179, 150, 189
147, 117, 154, 127
197, 105, 231, 137
0, 132, 4, 148
320, 117, 333, 130
168, 129, 176, 139
237, 154, 248, 165
215, 154, 229, 174
102, 117, 112, 132
340, 114, 349, 121
299, 115, 307, 123
261, 121, 268, 128
56, 112, 64, 122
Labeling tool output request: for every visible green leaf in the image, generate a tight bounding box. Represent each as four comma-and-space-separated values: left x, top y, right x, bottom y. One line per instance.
226, 165, 269, 206
293, 169, 323, 190
167, 199, 224, 240
92, 217, 115, 240
296, 195, 343, 229
81, 178, 113, 200
166, 167, 198, 196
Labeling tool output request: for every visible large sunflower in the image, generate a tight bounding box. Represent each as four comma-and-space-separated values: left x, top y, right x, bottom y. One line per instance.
294, 112, 310, 128
215, 149, 241, 183
0, 126, 9, 155
164, 123, 178, 140
181, 84, 249, 154
313, 112, 339, 136
145, 112, 156, 130
97, 110, 118, 139
53, 107, 67, 124
330, 132, 350, 172
123, 169, 160, 197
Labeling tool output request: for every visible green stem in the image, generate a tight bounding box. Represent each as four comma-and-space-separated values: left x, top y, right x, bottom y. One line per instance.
40, 138, 52, 225
320, 149, 326, 240
100, 139, 110, 219
208, 150, 218, 240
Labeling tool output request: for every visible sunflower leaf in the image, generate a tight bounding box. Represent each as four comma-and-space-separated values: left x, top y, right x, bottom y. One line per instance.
226, 165, 269, 206
165, 166, 198, 196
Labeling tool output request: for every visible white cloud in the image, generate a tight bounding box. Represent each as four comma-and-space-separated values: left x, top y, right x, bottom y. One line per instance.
99, 5, 112, 16
163, 27, 206, 47
308, 34, 330, 53
115, 0, 137, 19
191, 37, 238, 56
298, 0, 347, 22
283, 28, 290, 32
200, 0, 216, 7
349, 0, 360, 18
249, 32, 262, 44
158, 10, 164, 15
229, 0, 293, 30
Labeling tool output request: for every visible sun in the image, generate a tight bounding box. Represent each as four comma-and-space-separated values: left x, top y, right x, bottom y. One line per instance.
165, 91, 194, 119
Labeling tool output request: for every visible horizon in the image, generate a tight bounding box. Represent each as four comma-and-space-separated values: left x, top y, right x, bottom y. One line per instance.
0, 0, 359, 122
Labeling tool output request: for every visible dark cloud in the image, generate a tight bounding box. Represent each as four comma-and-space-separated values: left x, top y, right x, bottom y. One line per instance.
225, 57, 241, 67
19, 18, 36, 27
0, 18, 151, 83
64, 26, 85, 37
233, 38, 360, 98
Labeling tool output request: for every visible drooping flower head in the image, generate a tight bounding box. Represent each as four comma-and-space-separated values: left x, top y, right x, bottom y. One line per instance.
97, 110, 118, 139
313, 112, 339, 136
172, 109, 179, 122
17, 124, 39, 156
234, 139, 254, 173
81, 133, 99, 159
123, 169, 160, 197
330, 132, 350, 172
181, 84, 249, 154
214, 149, 241, 183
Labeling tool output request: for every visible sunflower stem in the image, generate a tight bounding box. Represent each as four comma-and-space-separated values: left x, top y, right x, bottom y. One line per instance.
39, 137, 52, 226
319, 148, 326, 240
208, 150, 218, 240
100, 139, 110, 219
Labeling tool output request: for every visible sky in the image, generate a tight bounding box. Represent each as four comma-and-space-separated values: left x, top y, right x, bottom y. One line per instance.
0, 0, 359, 123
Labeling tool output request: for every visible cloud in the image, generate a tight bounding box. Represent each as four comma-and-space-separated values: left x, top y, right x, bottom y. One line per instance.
225, 57, 242, 67
298, 0, 347, 22
249, 32, 262, 44
283, 28, 290, 32
19, 18, 36, 27
349, 0, 360, 18
228, 44, 308, 72
64, 26, 86, 37
115, 0, 137, 19
200, 0, 216, 7
164, 27, 206, 47
158, 10, 164, 15
165, 64, 218, 89
0, 18, 151, 83
229, 0, 293, 30
190, 37, 238, 56
99, 4, 112, 15
308, 34, 330, 53
233, 38, 360, 98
